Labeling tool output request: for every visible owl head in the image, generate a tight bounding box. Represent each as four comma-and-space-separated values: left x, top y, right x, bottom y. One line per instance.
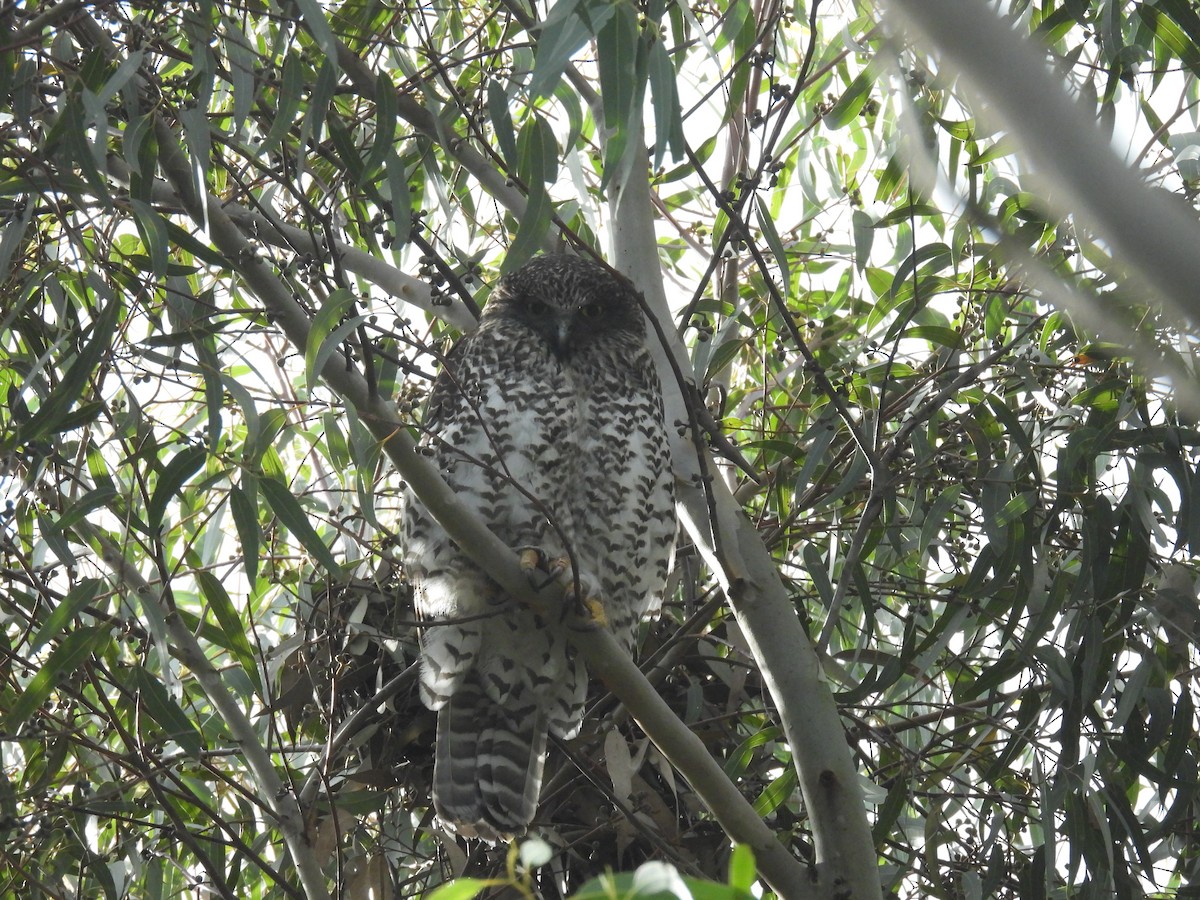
482, 254, 647, 359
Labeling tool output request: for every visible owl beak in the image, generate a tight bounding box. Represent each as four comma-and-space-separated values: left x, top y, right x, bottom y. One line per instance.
549, 317, 573, 358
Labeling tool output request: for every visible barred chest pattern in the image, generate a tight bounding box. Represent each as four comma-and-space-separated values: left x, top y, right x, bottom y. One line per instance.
400, 254, 675, 841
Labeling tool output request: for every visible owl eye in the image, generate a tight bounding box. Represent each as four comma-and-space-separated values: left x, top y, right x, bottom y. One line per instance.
523, 299, 551, 316
578, 302, 605, 320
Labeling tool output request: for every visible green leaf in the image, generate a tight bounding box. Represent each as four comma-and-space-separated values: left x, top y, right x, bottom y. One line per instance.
179, 104, 212, 202
128, 665, 204, 756
890, 243, 951, 301
723, 726, 782, 777
646, 35, 684, 167
293, 0, 339, 63
851, 208, 874, 272
516, 112, 558, 187
222, 16, 257, 138
753, 767, 797, 816
597, 1, 642, 182
803, 543, 834, 607
994, 490, 1036, 529
363, 72, 397, 180
919, 484, 962, 559
195, 570, 260, 692
259, 477, 343, 576
503, 186, 553, 274
528, 0, 612, 100
704, 334, 747, 382
29, 579, 103, 654
300, 59, 338, 159
147, 445, 207, 536
1072, 381, 1124, 412
18, 293, 121, 445
425, 880, 499, 900
55, 486, 119, 532
0, 199, 34, 284
384, 148, 413, 245
756, 196, 790, 291
5, 627, 107, 733
727, 844, 755, 891
904, 325, 963, 347
305, 288, 361, 394
488, 81, 518, 170
229, 482, 261, 583
260, 54, 304, 157
323, 412, 351, 470
822, 58, 880, 129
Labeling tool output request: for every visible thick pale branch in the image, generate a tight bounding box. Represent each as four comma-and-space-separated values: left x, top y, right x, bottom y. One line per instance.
610, 123, 881, 899
884, 0, 1200, 327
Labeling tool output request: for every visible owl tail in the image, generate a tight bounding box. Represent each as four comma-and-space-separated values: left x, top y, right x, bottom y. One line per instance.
433, 678, 548, 842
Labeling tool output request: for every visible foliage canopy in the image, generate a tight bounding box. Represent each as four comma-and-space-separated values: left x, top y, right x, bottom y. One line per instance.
2, 0, 1199, 897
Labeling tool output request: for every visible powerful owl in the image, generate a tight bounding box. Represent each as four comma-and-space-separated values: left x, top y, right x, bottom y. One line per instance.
401, 253, 675, 841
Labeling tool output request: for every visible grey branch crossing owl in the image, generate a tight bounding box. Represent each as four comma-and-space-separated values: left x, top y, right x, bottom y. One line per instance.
400, 253, 676, 841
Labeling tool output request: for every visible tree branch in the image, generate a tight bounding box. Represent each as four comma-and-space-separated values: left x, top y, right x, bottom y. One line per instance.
608, 116, 882, 900
99, 152, 477, 332
883, 0, 1200, 329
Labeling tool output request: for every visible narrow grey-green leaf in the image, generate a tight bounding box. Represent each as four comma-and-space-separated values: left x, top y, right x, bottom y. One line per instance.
5, 627, 106, 732
259, 54, 304, 157
130, 199, 169, 281
148, 445, 207, 536
195, 570, 260, 692
229, 481, 261, 583
597, 2, 641, 133
19, 294, 121, 445
293, 0, 339, 63
94, 48, 146, 107
646, 35, 685, 166
503, 186, 553, 274
529, 0, 609, 100
128, 665, 204, 756
384, 149, 412, 245
305, 288, 360, 393
851, 208, 874, 272
488, 81, 518, 170
823, 58, 880, 129
29, 579, 103, 654
223, 17, 257, 138
919, 484, 963, 558
756, 196, 791, 291
259, 477, 343, 576
363, 72, 397, 180
0, 200, 34, 284
516, 112, 558, 187
753, 767, 797, 817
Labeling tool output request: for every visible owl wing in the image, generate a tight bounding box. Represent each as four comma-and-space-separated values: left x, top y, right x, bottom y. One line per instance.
578, 355, 676, 657
400, 333, 586, 839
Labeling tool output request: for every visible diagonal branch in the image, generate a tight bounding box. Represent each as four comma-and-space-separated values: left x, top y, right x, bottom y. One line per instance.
608, 105, 883, 900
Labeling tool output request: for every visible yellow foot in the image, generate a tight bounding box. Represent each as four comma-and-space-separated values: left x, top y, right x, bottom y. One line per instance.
518, 547, 570, 589
582, 595, 608, 627
518, 548, 542, 572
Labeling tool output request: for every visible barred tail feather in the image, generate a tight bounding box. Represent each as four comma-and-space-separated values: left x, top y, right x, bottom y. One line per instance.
433, 679, 548, 842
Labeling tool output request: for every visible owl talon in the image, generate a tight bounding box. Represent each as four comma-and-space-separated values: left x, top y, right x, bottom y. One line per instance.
581, 595, 608, 628
518, 547, 570, 590
518, 548, 543, 572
